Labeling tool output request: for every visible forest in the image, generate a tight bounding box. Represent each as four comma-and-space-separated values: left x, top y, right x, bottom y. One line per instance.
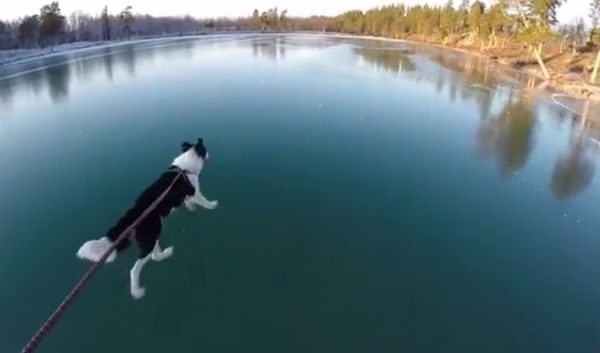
1, 1, 599, 86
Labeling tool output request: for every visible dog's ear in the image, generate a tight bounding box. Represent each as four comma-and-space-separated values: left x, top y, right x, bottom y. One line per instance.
181, 142, 194, 152
194, 138, 208, 159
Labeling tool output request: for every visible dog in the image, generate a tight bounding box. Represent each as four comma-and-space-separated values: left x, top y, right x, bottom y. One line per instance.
76, 138, 218, 299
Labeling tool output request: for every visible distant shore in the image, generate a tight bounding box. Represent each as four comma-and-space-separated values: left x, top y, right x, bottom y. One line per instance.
306, 32, 600, 105
2, 31, 598, 106
0, 32, 257, 68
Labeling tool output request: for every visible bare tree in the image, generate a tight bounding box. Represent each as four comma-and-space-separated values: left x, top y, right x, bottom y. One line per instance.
18, 15, 40, 48
0, 20, 6, 49
590, 0, 600, 83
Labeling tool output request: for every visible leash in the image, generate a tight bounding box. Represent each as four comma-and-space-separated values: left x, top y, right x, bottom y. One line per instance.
20, 170, 184, 353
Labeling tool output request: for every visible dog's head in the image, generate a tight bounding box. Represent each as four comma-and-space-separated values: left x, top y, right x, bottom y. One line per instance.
181, 138, 209, 160
172, 138, 209, 176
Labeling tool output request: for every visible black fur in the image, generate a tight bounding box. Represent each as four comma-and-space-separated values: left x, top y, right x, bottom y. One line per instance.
181, 142, 194, 152
195, 138, 208, 159
105, 169, 194, 258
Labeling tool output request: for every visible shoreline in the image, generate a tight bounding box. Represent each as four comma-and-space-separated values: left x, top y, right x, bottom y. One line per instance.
0, 32, 258, 68
301, 32, 600, 105
2, 31, 598, 108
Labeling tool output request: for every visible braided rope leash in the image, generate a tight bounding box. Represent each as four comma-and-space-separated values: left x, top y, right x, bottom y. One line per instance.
21, 171, 183, 353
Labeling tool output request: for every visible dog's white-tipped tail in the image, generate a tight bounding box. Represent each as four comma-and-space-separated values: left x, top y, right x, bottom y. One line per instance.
76, 237, 117, 263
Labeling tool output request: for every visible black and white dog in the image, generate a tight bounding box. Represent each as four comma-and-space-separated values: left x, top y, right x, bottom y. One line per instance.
77, 138, 218, 299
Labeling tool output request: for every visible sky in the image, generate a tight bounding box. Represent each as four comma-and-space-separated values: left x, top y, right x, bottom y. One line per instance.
0, 0, 587, 23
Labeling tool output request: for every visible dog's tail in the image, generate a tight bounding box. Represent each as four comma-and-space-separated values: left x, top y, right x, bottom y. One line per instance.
77, 206, 143, 263
76, 234, 133, 263
76, 237, 119, 263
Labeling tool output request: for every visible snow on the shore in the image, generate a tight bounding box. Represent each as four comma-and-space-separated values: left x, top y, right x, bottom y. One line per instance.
0, 42, 104, 66
0, 33, 259, 67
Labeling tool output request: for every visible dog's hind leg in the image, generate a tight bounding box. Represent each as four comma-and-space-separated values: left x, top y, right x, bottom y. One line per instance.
129, 219, 161, 300
151, 242, 174, 262
130, 254, 150, 300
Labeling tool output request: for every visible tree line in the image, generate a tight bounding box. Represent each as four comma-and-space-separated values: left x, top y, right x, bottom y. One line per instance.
0, 2, 239, 50
0, 4, 302, 51
330, 0, 599, 82
4, 1, 600, 83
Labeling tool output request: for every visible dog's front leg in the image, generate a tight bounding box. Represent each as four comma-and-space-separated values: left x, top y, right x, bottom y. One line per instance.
196, 192, 218, 210
184, 197, 197, 211
189, 177, 218, 210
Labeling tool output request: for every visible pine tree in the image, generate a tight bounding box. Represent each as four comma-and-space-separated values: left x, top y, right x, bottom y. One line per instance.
101, 6, 110, 41
440, 0, 455, 37
279, 10, 289, 31
119, 6, 134, 40
455, 0, 470, 33
338, 10, 365, 34
39, 2, 65, 47
484, 2, 507, 48
393, 4, 407, 38
18, 15, 39, 48
467, 1, 485, 43
508, 0, 564, 80
252, 9, 260, 29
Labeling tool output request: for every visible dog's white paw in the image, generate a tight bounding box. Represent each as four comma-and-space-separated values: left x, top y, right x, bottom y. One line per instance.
162, 247, 174, 258
203, 200, 218, 210
131, 286, 146, 300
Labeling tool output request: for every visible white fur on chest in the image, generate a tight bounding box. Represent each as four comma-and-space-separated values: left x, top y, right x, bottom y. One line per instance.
171, 150, 204, 176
